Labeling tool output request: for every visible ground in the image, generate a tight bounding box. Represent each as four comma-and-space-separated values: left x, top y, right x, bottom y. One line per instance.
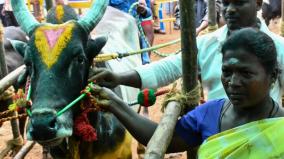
0, 18, 281, 159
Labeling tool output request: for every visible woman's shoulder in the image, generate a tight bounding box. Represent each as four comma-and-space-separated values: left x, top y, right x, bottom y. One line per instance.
190, 98, 226, 117
197, 99, 226, 110
275, 106, 284, 117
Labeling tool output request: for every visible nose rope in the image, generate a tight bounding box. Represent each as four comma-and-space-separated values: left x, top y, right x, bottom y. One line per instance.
56, 82, 95, 117
24, 80, 95, 117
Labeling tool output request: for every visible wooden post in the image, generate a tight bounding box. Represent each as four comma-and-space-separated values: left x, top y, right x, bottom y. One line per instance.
0, 65, 25, 95
208, 0, 216, 26
281, 0, 284, 36
179, 0, 198, 158
144, 0, 197, 158
14, 141, 36, 159
144, 102, 182, 159
0, 21, 22, 156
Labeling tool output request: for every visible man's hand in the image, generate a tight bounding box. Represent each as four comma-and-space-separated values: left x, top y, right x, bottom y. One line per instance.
89, 84, 121, 111
88, 68, 120, 88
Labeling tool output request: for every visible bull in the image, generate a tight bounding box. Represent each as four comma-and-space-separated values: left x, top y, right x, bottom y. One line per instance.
10, 0, 141, 158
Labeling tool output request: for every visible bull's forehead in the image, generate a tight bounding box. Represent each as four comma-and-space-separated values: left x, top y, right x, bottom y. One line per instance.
34, 22, 75, 69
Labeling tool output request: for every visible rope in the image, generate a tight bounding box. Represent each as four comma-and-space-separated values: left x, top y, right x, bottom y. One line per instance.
161, 82, 201, 115
128, 2, 181, 57
0, 113, 27, 124
281, 20, 284, 37
0, 136, 24, 158
199, 24, 218, 36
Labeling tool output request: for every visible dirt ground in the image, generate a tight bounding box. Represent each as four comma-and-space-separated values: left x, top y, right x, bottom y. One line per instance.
0, 16, 281, 159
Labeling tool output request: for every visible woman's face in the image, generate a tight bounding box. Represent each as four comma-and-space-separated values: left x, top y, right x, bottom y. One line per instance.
221, 48, 272, 108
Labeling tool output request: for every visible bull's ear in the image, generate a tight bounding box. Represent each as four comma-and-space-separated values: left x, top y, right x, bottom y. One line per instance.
9, 39, 27, 57
86, 35, 108, 60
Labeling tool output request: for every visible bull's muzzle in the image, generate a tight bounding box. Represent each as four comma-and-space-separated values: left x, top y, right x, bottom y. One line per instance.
29, 109, 57, 141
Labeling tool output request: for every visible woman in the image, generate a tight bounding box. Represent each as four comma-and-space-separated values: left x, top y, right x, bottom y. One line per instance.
90, 28, 284, 158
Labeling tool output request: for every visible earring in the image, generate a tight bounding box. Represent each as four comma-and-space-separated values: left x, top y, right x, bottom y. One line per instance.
271, 82, 275, 88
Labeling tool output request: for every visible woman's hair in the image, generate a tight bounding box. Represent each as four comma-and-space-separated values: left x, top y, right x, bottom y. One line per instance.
221, 28, 277, 74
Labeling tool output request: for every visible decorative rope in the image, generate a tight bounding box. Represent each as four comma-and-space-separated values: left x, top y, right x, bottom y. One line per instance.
199, 24, 218, 36
207, 24, 218, 32
0, 136, 24, 158
0, 86, 15, 101
128, 88, 170, 107
161, 82, 201, 115
128, 2, 181, 57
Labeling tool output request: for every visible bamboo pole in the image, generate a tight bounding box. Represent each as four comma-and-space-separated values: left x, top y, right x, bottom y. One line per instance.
0, 21, 22, 157
281, 0, 284, 36
13, 141, 36, 159
0, 65, 25, 95
144, 0, 197, 158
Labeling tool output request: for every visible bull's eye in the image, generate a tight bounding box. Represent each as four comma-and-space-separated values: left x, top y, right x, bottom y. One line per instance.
77, 56, 84, 64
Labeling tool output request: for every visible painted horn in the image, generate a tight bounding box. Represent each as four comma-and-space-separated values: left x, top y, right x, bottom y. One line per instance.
78, 0, 109, 33
11, 0, 40, 36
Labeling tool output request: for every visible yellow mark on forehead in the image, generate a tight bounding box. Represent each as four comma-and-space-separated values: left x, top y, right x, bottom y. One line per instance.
56, 5, 64, 23
35, 23, 74, 69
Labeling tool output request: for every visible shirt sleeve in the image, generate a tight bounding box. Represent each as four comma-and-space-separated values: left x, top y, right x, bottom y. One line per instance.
175, 99, 225, 146
134, 53, 182, 89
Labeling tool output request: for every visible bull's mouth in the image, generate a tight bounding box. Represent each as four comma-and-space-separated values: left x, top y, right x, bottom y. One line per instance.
37, 138, 64, 147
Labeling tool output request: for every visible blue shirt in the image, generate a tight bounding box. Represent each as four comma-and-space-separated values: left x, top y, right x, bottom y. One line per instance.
175, 99, 225, 146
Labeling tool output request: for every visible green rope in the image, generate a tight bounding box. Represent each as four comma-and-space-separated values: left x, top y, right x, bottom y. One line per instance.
128, 2, 181, 57
56, 82, 94, 117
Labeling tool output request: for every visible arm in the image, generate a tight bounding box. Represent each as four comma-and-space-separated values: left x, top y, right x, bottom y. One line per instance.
92, 86, 190, 152
89, 53, 182, 89
88, 68, 142, 88
196, 20, 209, 36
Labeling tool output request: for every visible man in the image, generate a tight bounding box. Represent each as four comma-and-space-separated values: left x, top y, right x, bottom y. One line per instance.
174, 0, 222, 35
90, 0, 284, 105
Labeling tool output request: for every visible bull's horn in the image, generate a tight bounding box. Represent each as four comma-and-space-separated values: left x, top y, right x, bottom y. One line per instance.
11, 0, 39, 36
78, 0, 109, 33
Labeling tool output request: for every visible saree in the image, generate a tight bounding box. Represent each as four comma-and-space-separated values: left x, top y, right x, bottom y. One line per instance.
198, 117, 284, 159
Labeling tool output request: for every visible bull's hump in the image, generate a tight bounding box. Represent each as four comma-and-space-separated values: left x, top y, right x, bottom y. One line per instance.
34, 23, 75, 69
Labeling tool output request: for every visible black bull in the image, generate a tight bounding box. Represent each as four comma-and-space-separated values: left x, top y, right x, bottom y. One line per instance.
7, 0, 141, 158
0, 26, 27, 130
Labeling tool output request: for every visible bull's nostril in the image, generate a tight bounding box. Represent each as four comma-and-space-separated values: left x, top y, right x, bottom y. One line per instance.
49, 118, 56, 129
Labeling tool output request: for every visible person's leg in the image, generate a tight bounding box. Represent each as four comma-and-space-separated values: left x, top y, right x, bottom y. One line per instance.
141, 20, 154, 58
0, 4, 6, 26
174, 2, 180, 30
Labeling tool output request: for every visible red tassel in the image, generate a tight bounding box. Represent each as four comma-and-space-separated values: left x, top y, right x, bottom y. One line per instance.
74, 108, 97, 142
